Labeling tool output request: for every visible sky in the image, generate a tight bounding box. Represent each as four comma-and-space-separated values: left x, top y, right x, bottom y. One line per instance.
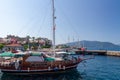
0, 0, 120, 44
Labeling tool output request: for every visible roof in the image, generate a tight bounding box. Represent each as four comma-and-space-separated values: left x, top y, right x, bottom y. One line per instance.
5, 43, 22, 47
0, 39, 5, 44
25, 56, 44, 62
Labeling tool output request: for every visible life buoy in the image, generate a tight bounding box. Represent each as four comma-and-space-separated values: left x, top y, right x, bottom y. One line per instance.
59, 65, 61, 69
63, 66, 65, 70
54, 66, 58, 71
27, 67, 30, 72
48, 66, 51, 71
15, 61, 19, 70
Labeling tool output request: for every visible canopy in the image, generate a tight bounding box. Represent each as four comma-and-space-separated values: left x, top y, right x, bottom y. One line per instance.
56, 51, 67, 54
0, 52, 15, 57
56, 51, 76, 55
44, 57, 55, 61
68, 51, 76, 54
30, 53, 42, 56
14, 52, 26, 58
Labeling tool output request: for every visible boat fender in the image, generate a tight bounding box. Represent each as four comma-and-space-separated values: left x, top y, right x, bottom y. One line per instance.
63, 66, 65, 70
48, 66, 51, 71
1, 61, 4, 66
27, 67, 30, 72
59, 65, 61, 69
54, 66, 58, 71
15, 61, 19, 70
73, 59, 76, 63
78, 56, 81, 61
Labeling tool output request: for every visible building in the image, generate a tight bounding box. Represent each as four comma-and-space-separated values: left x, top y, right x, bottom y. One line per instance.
3, 43, 24, 52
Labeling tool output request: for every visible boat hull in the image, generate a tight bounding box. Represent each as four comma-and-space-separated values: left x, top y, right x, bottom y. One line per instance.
1, 65, 78, 75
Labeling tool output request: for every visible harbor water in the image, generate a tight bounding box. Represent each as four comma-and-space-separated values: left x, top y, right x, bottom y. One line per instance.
0, 55, 120, 80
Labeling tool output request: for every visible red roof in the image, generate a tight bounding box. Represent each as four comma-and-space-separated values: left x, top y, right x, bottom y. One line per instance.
6, 43, 22, 47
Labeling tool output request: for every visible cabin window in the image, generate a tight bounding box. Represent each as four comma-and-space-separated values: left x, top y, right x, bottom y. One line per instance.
30, 62, 47, 67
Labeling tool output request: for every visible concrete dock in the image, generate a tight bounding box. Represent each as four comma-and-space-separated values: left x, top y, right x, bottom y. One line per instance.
106, 51, 120, 57
75, 50, 120, 57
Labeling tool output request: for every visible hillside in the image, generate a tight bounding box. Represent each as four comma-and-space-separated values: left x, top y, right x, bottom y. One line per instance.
66, 40, 120, 51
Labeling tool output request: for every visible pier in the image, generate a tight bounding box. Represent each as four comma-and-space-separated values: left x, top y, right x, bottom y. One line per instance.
106, 51, 120, 57
75, 50, 120, 56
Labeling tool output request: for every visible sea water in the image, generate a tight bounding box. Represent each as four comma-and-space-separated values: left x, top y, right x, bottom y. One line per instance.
0, 55, 120, 80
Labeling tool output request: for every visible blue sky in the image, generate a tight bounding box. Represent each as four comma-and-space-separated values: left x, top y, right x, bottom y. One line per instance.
0, 0, 120, 44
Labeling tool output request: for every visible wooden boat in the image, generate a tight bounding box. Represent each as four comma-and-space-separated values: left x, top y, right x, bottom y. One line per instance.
0, 0, 83, 75
0, 52, 82, 75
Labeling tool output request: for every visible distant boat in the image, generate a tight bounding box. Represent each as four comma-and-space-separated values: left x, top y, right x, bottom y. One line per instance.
0, 0, 83, 75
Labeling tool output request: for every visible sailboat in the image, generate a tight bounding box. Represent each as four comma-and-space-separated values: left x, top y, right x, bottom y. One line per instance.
0, 0, 83, 75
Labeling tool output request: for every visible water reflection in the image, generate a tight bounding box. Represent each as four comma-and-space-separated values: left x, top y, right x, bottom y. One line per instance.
1, 69, 83, 80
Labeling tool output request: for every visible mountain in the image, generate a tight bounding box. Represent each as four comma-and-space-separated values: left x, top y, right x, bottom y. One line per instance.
66, 40, 120, 51
118, 44, 120, 46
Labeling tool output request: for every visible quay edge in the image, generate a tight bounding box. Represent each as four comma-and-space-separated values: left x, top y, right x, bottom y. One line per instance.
75, 50, 120, 57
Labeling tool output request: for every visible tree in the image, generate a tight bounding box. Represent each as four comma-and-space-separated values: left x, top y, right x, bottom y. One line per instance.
0, 44, 4, 50
23, 44, 28, 50
26, 35, 30, 44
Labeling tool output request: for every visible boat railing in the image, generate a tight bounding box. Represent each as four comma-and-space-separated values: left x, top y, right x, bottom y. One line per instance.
0, 61, 11, 67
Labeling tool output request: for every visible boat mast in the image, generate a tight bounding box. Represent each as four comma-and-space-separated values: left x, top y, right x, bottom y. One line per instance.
52, 0, 56, 53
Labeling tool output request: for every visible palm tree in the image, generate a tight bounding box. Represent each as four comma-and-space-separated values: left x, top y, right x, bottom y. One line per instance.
26, 35, 30, 50
26, 35, 30, 43
31, 37, 35, 50
32, 37, 35, 42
